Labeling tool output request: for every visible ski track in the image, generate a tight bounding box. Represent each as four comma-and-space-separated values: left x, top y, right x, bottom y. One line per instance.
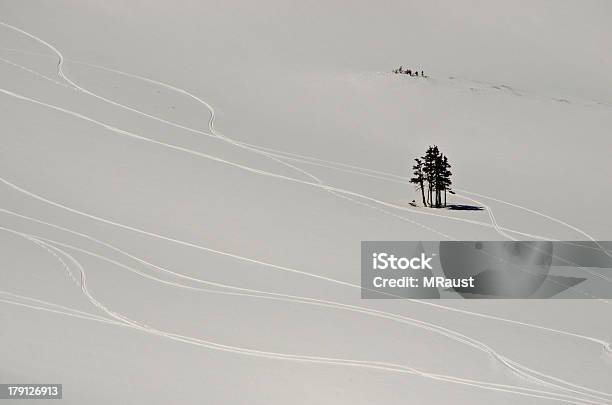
0, 44, 582, 242
0, 296, 122, 326
2, 13, 611, 350
0, 42, 608, 252
456, 189, 612, 264
0, 46, 605, 249
3, 164, 608, 397
0, 300, 604, 405
0, 84, 556, 240
0, 289, 117, 324
0, 26, 453, 244
2, 205, 608, 346
3, 41, 599, 247
1, 219, 611, 401
1, 18, 609, 322
0, 301, 602, 405
0, 57, 607, 291
1, 170, 609, 340
1, 21, 611, 403
0, 67, 601, 292
1, 227, 609, 405
447, 194, 610, 300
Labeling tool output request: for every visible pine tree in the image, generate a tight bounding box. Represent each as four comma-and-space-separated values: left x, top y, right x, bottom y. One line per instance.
412, 146, 452, 208
422, 146, 440, 207
441, 155, 452, 207
432, 152, 452, 208
410, 158, 427, 206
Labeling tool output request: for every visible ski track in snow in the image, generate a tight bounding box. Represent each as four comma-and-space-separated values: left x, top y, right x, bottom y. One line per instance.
0, 55, 607, 292
2, 205, 608, 345
0, 93, 602, 299
0, 43, 600, 243
0, 76, 564, 240
3, 41, 608, 252
3, 222, 611, 401
0, 70, 603, 293
0, 289, 117, 324
0, 21, 611, 403
1, 226, 609, 405
0, 92, 609, 402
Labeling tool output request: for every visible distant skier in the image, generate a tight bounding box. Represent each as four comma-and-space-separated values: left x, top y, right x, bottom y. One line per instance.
414, 70, 419, 77
421, 70, 424, 77
406, 69, 412, 76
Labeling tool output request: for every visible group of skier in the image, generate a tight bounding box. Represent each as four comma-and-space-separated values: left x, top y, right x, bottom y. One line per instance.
392, 66, 426, 77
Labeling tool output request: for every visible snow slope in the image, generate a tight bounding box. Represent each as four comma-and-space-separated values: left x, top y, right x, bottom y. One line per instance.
0, 1, 611, 404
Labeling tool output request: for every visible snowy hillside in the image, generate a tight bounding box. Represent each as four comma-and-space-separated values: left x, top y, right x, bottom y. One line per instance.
1, 1, 611, 404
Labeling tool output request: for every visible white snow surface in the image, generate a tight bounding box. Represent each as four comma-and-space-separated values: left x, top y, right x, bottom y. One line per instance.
0, 1, 611, 404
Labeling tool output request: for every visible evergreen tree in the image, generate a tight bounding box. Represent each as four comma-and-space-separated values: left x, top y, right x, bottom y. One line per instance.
433, 153, 441, 207
412, 146, 452, 208
409, 158, 427, 206
422, 145, 440, 207
434, 150, 453, 208
441, 155, 452, 207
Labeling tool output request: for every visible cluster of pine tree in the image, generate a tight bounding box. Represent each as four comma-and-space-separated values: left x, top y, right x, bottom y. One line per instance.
410, 146, 452, 208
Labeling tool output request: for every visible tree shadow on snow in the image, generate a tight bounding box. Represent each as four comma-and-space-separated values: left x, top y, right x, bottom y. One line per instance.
445, 204, 484, 211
